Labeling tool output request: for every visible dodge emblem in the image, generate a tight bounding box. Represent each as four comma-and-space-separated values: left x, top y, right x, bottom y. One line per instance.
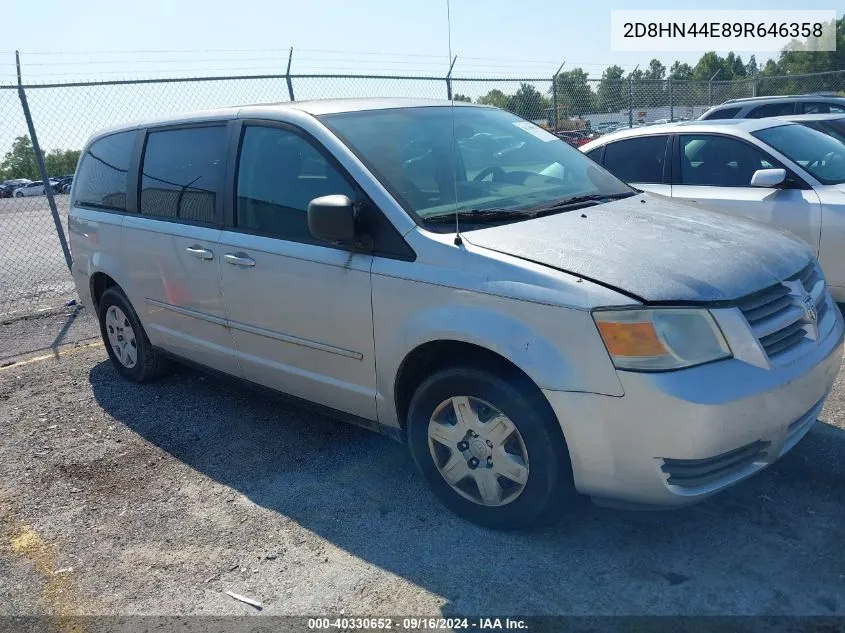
802, 294, 818, 323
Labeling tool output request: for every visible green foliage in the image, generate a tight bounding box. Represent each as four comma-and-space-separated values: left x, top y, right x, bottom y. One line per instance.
0, 136, 40, 181
669, 61, 693, 80
506, 83, 551, 120
596, 65, 626, 113
452, 94, 472, 103
478, 84, 551, 120
44, 149, 81, 178
477, 89, 510, 109
553, 68, 596, 117
0, 135, 80, 181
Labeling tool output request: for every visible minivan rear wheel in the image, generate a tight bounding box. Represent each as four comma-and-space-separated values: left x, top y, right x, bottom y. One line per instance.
406, 367, 576, 529
98, 287, 167, 382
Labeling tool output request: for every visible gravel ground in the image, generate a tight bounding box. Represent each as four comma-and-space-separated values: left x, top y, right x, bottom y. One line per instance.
0, 312, 844, 619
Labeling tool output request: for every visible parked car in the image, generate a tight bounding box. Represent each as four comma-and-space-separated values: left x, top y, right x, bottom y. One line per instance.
699, 94, 845, 121
779, 113, 845, 144
556, 129, 594, 147
13, 181, 45, 197
52, 176, 73, 193
594, 122, 621, 135
61, 179, 73, 194
0, 184, 15, 198
581, 119, 845, 300
69, 100, 843, 528
2, 178, 32, 190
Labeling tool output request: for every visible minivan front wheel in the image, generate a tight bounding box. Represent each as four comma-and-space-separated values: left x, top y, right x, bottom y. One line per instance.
98, 287, 167, 382
407, 367, 575, 529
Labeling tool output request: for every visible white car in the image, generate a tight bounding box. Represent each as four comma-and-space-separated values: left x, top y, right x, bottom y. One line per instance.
13, 181, 45, 197
581, 118, 845, 301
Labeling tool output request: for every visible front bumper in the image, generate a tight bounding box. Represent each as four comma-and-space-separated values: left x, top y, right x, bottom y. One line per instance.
544, 307, 844, 508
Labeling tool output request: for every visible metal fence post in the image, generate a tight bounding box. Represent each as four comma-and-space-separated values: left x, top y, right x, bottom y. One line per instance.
14, 51, 72, 273
551, 62, 564, 133
628, 77, 633, 128
446, 55, 457, 100
668, 78, 674, 121
286, 47, 295, 101
708, 69, 720, 106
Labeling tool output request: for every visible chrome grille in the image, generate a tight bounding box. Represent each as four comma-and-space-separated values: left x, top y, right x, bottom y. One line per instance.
737, 261, 831, 362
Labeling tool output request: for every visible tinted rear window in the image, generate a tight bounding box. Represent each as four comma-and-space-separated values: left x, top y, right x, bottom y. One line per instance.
140, 126, 227, 224
74, 131, 135, 210
701, 106, 742, 120
602, 136, 668, 183
748, 102, 796, 118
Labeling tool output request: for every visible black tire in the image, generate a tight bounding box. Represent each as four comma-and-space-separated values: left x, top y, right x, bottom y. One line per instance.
98, 287, 168, 382
406, 366, 576, 529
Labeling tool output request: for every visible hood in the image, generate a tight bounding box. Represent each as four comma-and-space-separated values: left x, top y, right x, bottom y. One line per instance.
463, 194, 811, 303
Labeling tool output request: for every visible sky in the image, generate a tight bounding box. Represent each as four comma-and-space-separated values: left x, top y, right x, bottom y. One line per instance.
1, 0, 843, 83
0, 0, 842, 153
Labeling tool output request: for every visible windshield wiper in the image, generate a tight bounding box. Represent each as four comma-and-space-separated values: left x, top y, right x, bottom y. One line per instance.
424, 209, 529, 224
423, 192, 637, 225
524, 191, 636, 216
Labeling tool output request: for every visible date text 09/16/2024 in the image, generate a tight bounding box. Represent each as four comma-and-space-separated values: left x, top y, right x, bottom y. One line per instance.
307, 617, 529, 630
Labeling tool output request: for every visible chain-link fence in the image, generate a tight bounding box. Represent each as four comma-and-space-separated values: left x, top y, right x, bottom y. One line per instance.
1, 66, 844, 323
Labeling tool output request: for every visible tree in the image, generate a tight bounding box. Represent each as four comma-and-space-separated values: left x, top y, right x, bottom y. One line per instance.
693, 52, 724, 81
669, 61, 693, 80
44, 149, 81, 177
644, 58, 666, 80
452, 94, 472, 103
0, 136, 39, 181
725, 52, 746, 78
553, 68, 596, 117
505, 83, 550, 120
745, 55, 758, 77
596, 65, 626, 113
477, 89, 509, 109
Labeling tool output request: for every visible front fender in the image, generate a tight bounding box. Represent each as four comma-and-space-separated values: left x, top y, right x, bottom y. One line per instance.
373, 289, 624, 428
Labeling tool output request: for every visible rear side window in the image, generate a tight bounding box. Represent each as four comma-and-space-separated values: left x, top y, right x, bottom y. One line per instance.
747, 103, 796, 118
701, 106, 742, 120
802, 102, 845, 114
74, 131, 135, 211
140, 126, 227, 224
602, 136, 668, 183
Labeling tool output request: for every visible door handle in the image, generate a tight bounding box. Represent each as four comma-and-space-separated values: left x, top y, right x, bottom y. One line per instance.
224, 253, 256, 267
185, 245, 214, 260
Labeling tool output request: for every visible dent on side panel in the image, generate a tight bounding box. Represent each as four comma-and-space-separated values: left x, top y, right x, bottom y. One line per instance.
371, 267, 624, 428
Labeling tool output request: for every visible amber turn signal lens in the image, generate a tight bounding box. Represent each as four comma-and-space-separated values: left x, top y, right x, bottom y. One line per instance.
596, 320, 667, 358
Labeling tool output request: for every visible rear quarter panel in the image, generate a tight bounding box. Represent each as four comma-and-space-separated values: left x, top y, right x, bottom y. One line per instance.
68, 206, 129, 315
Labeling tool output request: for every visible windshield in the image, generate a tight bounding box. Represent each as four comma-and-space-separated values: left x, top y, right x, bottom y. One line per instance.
753, 123, 845, 185
800, 119, 845, 145
320, 106, 633, 228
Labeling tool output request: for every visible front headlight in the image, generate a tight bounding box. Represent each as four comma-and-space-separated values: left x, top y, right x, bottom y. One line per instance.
593, 308, 731, 371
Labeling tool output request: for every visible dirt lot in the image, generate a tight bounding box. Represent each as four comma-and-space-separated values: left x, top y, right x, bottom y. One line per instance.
1, 309, 844, 619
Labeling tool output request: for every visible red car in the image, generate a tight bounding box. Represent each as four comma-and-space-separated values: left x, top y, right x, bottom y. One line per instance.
555, 130, 595, 147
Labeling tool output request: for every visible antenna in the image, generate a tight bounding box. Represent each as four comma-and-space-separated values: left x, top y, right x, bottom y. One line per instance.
446, 0, 462, 246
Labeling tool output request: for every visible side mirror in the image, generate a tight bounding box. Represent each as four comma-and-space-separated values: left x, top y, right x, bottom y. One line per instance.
750, 168, 786, 188
307, 195, 356, 243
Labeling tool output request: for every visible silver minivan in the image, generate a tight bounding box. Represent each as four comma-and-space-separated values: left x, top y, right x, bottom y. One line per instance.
69, 99, 844, 528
